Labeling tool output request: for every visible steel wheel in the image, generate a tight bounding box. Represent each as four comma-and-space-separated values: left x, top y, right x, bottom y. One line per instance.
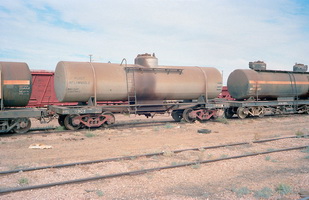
183, 108, 196, 123
101, 112, 115, 128
237, 107, 248, 119
58, 115, 66, 126
171, 110, 183, 122
64, 114, 81, 130
212, 109, 224, 119
224, 108, 234, 119
13, 118, 31, 134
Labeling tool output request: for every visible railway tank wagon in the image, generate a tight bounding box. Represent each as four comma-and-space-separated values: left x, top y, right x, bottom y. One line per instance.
50, 54, 224, 130
54, 62, 221, 102
0, 62, 32, 107
0, 62, 45, 133
225, 62, 309, 118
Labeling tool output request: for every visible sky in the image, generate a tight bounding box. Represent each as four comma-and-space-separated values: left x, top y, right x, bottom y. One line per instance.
1, 0, 309, 84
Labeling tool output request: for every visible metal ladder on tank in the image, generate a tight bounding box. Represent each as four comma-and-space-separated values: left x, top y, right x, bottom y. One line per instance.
122, 60, 137, 115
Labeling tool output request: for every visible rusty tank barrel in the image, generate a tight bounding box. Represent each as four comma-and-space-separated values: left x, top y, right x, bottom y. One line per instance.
0, 62, 32, 107
227, 69, 309, 100
54, 60, 222, 103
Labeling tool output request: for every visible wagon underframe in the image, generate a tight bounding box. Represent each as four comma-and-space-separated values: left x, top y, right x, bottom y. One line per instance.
225, 99, 309, 119
49, 101, 227, 130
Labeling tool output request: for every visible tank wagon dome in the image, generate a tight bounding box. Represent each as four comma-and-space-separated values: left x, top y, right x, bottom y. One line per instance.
0, 62, 32, 107
249, 61, 266, 70
134, 53, 158, 68
54, 56, 222, 103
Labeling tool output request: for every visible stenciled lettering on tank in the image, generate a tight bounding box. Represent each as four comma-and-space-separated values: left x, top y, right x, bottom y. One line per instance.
67, 88, 80, 93
248, 80, 261, 95
18, 85, 30, 95
68, 81, 90, 84
68, 77, 90, 85
66, 77, 90, 94
217, 82, 223, 91
68, 81, 90, 85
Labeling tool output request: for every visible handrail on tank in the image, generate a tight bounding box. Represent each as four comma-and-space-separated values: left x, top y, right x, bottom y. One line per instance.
120, 58, 127, 66
124, 67, 183, 74
0, 70, 2, 110
196, 67, 208, 103
253, 69, 309, 74
89, 62, 97, 106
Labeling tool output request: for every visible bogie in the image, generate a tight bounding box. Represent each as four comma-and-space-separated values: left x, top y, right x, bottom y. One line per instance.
182, 108, 225, 123
60, 112, 116, 130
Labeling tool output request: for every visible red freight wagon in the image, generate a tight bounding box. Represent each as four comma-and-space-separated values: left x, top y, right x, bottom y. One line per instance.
28, 70, 125, 107
27, 70, 78, 107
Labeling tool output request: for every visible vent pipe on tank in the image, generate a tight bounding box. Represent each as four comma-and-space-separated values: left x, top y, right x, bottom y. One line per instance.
134, 53, 158, 68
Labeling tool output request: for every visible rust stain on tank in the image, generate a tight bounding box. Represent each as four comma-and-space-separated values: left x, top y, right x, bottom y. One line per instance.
135, 71, 157, 101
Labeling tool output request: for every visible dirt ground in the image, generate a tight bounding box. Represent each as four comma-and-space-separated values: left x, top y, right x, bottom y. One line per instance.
0, 114, 309, 200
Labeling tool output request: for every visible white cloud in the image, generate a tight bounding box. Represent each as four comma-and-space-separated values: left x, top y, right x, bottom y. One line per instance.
0, 0, 308, 84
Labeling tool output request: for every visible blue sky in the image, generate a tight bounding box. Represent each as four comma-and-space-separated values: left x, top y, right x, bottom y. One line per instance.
1, 0, 309, 84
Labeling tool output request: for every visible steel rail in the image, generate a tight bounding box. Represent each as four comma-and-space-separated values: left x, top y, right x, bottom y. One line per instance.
19, 120, 175, 135
0, 145, 307, 195
6, 113, 304, 136
0, 120, 172, 137
1, 134, 308, 175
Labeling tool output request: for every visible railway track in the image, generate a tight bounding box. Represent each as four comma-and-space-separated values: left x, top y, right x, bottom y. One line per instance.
0, 134, 308, 194
0, 119, 176, 137
2, 113, 302, 137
